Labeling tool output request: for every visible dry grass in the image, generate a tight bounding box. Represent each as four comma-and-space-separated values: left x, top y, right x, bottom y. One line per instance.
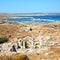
0, 53, 30, 60
12, 53, 29, 60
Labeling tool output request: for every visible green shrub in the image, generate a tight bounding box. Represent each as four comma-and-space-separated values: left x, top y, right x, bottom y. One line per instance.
0, 37, 9, 44
21, 41, 28, 48
25, 41, 28, 48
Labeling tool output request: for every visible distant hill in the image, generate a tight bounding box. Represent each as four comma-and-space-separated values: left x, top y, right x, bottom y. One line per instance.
0, 13, 60, 18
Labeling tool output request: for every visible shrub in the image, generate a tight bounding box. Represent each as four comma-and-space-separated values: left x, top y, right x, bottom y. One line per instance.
25, 41, 28, 48
0, 37, 9, 44
21, 41, 28, 48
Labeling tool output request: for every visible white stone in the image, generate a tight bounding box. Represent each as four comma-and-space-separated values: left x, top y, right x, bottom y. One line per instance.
45, 52, 48, 55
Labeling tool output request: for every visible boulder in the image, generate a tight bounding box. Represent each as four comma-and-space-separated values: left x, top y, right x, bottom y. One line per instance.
10, 45, 17, 52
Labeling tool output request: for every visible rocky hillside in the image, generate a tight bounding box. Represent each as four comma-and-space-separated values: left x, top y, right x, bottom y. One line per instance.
0, 20, 19, 41
0, 20, 60, 41
0, 20, 60, 60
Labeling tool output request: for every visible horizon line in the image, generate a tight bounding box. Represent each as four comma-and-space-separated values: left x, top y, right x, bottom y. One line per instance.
0, 12, 60, 14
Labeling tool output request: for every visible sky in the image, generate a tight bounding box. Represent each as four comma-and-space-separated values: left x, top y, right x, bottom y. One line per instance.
0, 0, 60, 13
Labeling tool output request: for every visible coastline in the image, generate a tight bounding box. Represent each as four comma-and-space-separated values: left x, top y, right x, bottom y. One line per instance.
0, 13, 60, 18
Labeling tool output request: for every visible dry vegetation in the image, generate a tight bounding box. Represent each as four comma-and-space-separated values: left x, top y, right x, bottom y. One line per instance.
0, 46, 60, 60
0, 20, 60, 60
0, 20, 19, 41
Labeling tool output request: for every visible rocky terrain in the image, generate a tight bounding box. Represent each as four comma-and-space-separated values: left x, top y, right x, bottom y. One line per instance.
0, 20, 60, 60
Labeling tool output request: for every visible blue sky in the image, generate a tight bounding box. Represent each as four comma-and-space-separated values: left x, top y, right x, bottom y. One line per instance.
0, 0, 60, 13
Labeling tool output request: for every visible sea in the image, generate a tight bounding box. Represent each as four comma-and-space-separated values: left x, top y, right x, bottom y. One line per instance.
1, 15, 60, 22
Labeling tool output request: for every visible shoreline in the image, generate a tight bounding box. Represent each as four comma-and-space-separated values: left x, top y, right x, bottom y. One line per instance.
0, 13, 60, 18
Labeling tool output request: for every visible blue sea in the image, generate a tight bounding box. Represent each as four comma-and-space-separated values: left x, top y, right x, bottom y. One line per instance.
1, 15, 60, 22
